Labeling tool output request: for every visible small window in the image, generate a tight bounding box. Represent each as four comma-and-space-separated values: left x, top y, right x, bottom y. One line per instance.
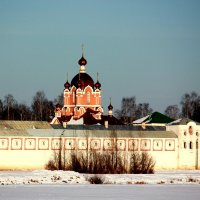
73, 92, 75, 103
144, 142, 147, 147
184, 142, 187, 149
169, 142, 171, 147
69, 142, 71, 146
2, 140, 5, 145
43, 141, 45, 146
189, 141, 193, 149
82, 142, 85, 146
16, 141, 18, 146
184, 131, 187, 136
87, 92, 90, 104
189, 126, 193, 135
29, 141, 32, 145
120, 142, 122, 146
156, 142, 159, 147
95, 142, 97, 146
196, 132, 199, 136
107, 143, 110, 147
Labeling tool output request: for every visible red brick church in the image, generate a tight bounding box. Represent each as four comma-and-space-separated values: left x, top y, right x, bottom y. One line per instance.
51, 49, 122, 126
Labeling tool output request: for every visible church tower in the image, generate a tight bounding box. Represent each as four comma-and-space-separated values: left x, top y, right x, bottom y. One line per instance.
52, 49, 104, 124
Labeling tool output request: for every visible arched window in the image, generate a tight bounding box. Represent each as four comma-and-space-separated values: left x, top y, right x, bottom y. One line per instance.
184, 142, 187, 149
189, 141, 193, 149
87, 92, 90, 104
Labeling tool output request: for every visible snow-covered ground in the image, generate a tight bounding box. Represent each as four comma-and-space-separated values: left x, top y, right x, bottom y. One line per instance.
0, 185, 200, 200
0, 170, 200, 200
0, 170, 200, 185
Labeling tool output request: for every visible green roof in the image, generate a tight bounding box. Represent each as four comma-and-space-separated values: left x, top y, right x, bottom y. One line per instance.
147, 112, 174, 123
133, 112, 174, 124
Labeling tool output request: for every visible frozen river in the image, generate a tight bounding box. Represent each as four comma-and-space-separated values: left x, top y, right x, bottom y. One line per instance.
0, 184, 200, 200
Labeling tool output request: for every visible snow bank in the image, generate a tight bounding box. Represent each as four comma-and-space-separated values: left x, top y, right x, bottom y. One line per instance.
0, 170, 88, 185
0, 170, 200, 185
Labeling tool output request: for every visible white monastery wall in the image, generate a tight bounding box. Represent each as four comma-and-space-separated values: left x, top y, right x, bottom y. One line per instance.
0, 129, 182, 170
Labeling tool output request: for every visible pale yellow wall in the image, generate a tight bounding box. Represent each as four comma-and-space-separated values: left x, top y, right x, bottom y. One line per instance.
166, 122, 200, 169
0, 136, 180, 170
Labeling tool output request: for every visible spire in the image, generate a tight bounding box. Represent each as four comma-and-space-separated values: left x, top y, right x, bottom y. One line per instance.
95, 72, 101, 89
108, 97, 113, 116
64, 72, 70, 89
81, 44, 84, 57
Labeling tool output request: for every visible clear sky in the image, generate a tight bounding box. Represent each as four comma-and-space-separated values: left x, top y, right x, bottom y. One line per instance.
0, 0, 200, 113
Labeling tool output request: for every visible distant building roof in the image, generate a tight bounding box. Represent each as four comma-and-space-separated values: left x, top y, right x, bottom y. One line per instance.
133, 112, 174, 124
51, 124, 166, 131
168, 118, 200, 125
0, 120, 52, 130
0, 128, 177, 139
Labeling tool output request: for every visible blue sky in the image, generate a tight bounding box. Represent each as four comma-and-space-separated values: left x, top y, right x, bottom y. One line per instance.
0, 0, 200, 113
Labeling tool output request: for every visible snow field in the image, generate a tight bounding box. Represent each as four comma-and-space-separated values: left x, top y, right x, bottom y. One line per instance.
0, 170, 200, 185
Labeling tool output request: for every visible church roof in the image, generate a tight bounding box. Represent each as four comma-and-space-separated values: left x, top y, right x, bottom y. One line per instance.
100, 115, 124, 125
133, 112, 174, 124
71, 72, 94, 89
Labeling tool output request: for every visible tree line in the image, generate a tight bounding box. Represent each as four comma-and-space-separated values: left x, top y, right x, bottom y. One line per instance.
0, 91, 199, 123
115, 91, 200, 124
0, 91, 57, 121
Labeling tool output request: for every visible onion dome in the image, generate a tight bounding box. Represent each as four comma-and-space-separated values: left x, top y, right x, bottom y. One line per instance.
78, 56, 87, 66
95, 80, 101, 89
71, 73, 94, 89
64, 80, 70, 89
108, 103, 113, 111
55, 103, 62, 111
55, 103, 61, 108
71, 48, 94, 89
108, 97, 113, 110
95, 72, 101, 89
108, 99, 113, 117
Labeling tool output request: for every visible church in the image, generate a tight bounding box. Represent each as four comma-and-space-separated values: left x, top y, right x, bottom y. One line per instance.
50, 49, 122, 126
0, 50, 199, 171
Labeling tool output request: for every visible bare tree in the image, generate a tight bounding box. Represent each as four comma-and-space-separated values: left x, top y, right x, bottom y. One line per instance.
136, 103, 153, 119
115, 97, 153, 124
181, 92, 200, 122
16, 103, 32, 120
3, 94, 16, 120
115, 97, 137, 124
164, 105, 180, 119
31, 91, 47, 121
54, 92, 63, 106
